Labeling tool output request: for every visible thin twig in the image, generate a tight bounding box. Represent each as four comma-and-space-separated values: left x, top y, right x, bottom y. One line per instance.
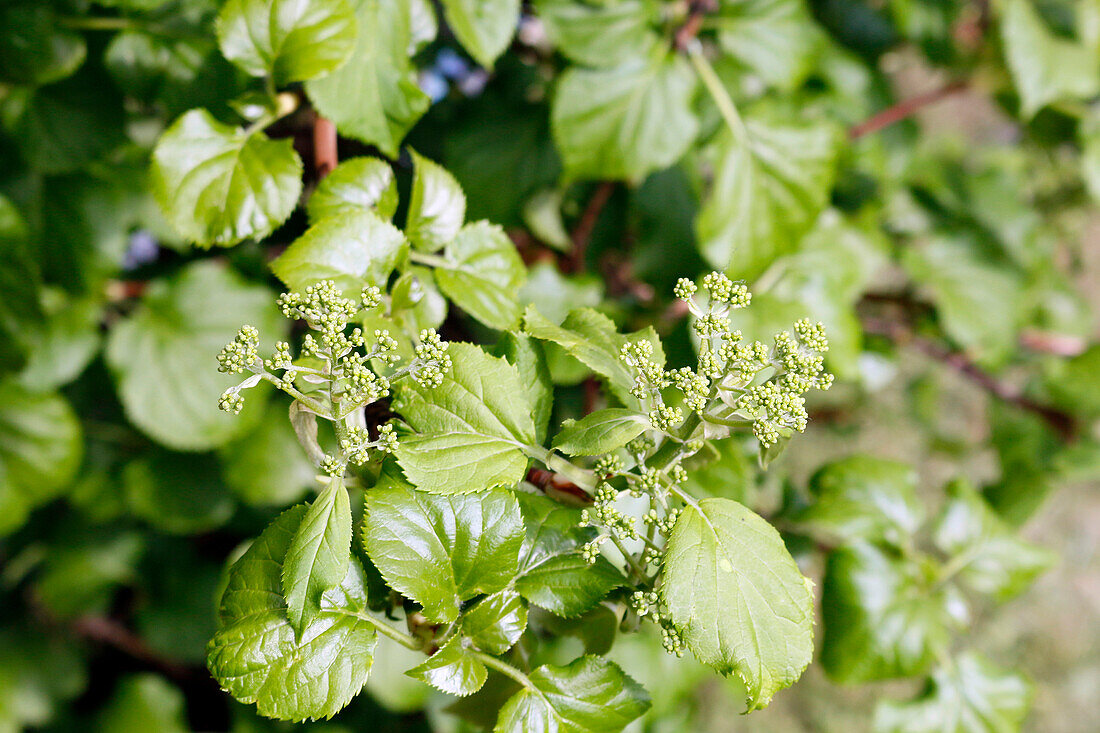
72, 615, 193, 680
312, 114, 338, 179
674, 0, 718, 50
526, 468, 593, 506
849, 81, 968, 139
569, 182, 615, 272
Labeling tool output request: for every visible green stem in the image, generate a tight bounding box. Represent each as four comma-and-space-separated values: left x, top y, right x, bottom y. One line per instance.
471, 651, 534, 689
525, 445, 597, 492
337, 610, 424, 652
256, 372, 330, 417
60, 16, 137, 31
408, 251, 455, 270
701, 413, 753, 429
685, 41, 748, 145
648, 412, 702, 472
610, 534, 648, 582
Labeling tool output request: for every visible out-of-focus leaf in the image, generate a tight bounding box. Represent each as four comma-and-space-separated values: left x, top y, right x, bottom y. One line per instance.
439, 0, 520, 68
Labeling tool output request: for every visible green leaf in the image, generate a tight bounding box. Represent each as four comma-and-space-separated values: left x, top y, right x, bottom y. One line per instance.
696, 115, 842, 279
35, 531, 144, 620
283, 477, 353, 635
307, 156, 398, 222
1044, 344, 1100, 416
435, 222, 526, 330
123, 451, 235, 535
406, 636, 488, 696
216, 0, 358, 84
494, 656, 650, 732
874, 653, 1032, 733
439, 0, 520, 68
932, 480, 1054, 602
661, 497, 813, 710
271, 209, 407, 293
17, 289, 102, 392
98, 675, 189, 733
151, 109, 302, 247
492, 334, 554, 445
0, 3, 85, 86
797, 456, 924, 548
362, 465, 525, 622
523, 306, 664, 408
821, 542, 960, 684
534, 0, 660, 67
552, 51, 698, 182
461, 590, 528, 654
0, 380, 82, 536
1000, 0, 1100, 119
208, 507, 378, 722
304, 0, 430, 157
713, 0, 821, 91
406, 150, 467, 252
220, 402, 315, 507
105, 261, 285, 451
0, 625, 86, 731
394, 343, 536, 494
552, 409, 650, 456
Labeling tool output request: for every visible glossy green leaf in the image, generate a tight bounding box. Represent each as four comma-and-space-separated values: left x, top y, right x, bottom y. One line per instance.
534, 0, 660, 67
552, 51, 698, 182
0, 3, 85, 86
440, 0, 520, 68
217, 0, 358, 83
435, 222, 526, 330
874, 653, 1032, 733
307, 156, 398, 222
271, 209, 407, 293
821, 542, 960, 684
406, 150, 467, 252
798, 456, 924, 548
552, 408, 650, 456
151, 109, 302, 247
208, 507, 378, 722
494, 656, 650, 732
105, 261, 285, 451
304, 0, 430, 157
406, 636, 488, 696
661, 497, 813, 710
492, 334, 554, 444
283, 477, 352, 635
394, 343, 536, 494
713, 0, 820, 90
932, 480, 1054, 602
461, 590, 528, 654
362, 466, 525, 622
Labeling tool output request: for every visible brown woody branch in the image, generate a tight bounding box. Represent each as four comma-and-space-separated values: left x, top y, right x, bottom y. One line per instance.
569, 182, 616, 272
849, 80, 968, 139
312, 114, 338, 179
674, 0, 719, 50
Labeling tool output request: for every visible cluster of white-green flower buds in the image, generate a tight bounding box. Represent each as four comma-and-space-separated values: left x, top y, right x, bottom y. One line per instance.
338, 423, 399, 466
412, 329, 451, 388
628, 592, 684, 656
580, 484, 639, 546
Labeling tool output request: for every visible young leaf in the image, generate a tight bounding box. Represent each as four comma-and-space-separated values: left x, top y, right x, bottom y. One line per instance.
873, 653, 1032, 733
821, 542, 959, 684
494, 656, 650, 733
283, 477, 353, 635
271, 209, 407, 294
362, 466, 525, 622
208, 507, 378, 722
713, 0, 821, 91
151, 109, 302, 247
491, 334, 553, 444
932, 480, 1054, 602
306, 156, 398, 223
660, 497, 814, 711
105, 261, 285, 451
552, 409, 650, 456
394, 343, 536, 495
439, 0, 520, 69
461, 590, 528, 654
797, 455, 924, 548
534, 0, 660, 68
216, 0, 358, 84
406, 636, 488, 696
304, 0, 430, 157
435, 222, 526, 330
406, 150, 467, 252
552, 52, 698, 182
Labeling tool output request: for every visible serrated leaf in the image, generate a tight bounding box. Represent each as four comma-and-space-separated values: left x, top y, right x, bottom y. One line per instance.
105, 261, 285, 451
217, 0, 358, 83
304, 0, 430, 157
552, 409, 650, 456
307, 156, 398, 222
394, 343, 536, 494
151, 109, 302, 247
821, 542, 959, 684
461, 590, 528, 654
271, 209, 407, 293
797, 455, 924, 548
492, 334, 553, 444
696, 114, 842, 278
873, 653, 1032, 733
661, 497, 813, 711
515, 554, 623, 618
713, 0, 821, 91
283, 477, 352, 635
435, 222, 526, 330
439, 0, 520, 68
406, 636, 488, 696
932, 480, 1054, 602
494, 655, 650, 733
208, 507, 378, 722
362, 465, 525, 622
534, 0, 660, 67
407, 150, 467, 252
552, 51, 698, 182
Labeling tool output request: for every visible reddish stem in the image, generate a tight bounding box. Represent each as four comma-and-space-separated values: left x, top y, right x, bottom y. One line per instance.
569, 182, 615, 273
313, 115, 338, 179
849, 81, 968, 139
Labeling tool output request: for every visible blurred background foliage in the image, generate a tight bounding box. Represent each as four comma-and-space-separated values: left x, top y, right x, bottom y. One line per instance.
1, 0, 1100, 731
